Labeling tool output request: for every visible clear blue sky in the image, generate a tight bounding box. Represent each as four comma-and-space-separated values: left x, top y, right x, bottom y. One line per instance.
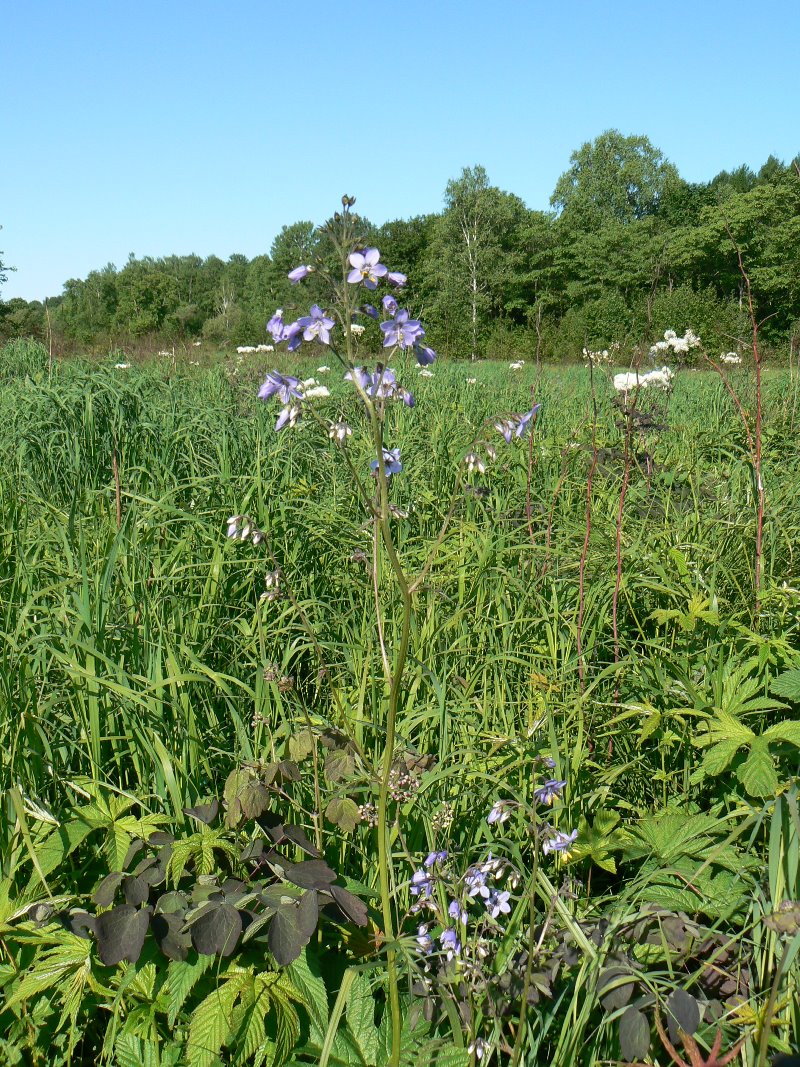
2, 0, 798, 300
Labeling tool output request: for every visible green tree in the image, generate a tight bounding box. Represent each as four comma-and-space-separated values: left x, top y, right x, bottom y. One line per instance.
425, 165, 530, 359
551, 130, 681, 230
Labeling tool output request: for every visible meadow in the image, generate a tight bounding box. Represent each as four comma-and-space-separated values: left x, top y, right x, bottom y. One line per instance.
1, 332, 799, 1067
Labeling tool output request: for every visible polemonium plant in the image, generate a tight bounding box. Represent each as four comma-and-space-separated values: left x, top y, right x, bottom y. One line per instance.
224, 196, 542, 1066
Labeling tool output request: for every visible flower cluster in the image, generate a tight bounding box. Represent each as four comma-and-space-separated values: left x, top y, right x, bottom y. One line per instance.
485, 772, 575, 857
613, 367, 675, 394
582, 345, 616, 369
720, 351, 742, 365
649, 328, 700, 358
226, 514, 264, 546
258, 245, 435, 440
345, 365, 415, 408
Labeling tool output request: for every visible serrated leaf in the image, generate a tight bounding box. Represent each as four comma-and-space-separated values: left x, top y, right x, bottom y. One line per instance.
94, 905, 150, 966
268, 890, 319, 965
325, 797, 360, 833
187, 971, 247, 1067
619, 1006, 650, 1062
324, 749, 355, 783
701, 738, 743, 777
737, 736, 779, 797
770, 668, 800, 701
165, 953, 215, 1027
287, 951, 329, 1046
763, 719, 800, 746
346, 972, 379, 1064
240, 780, 270, 821
288, 729, 315, 762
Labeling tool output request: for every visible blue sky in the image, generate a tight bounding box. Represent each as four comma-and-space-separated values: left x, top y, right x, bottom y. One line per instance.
2, 0, 798, 300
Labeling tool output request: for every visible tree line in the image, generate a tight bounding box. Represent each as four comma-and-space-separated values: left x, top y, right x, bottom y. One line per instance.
2, 130, 799, 361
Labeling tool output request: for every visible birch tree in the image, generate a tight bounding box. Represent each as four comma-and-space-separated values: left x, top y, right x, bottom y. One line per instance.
425, 166, 529, 360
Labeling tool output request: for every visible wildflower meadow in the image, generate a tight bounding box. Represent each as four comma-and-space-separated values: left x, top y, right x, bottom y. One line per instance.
1, 200, 800, 1067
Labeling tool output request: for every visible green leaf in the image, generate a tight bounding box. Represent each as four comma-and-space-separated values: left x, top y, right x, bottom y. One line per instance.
346, 973, 379, 1065
165, 953, 215, 1027
700, 737, 743, 777
566, 810, 625, 873
770, 668, 800, 701
737, 737, 780, 797
763, 719, 800, 746
288, 729, 315, 763
187, 970, 248, 1067
288, 951, 329, 1047
325, 798, 360, 833
324, 750, 355, 783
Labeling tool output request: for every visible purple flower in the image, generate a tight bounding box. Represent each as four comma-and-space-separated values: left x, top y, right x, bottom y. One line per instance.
486, 890, 512, 920
448, 899, 468, 925
542, 829, 578, 856
346, 366, 415, 408
416, 924, 433, 953
413, 343, 436, 366
380, 309, 425, 349
347, 248, 388, 289
440, 928, 461, 961
387, 271, 407, 287
298, 305, 335, 345
275, 403, 302, 432
382, 293, 398, 316
515, 404, 541, 437
542, 756, 557, 769
534, 779, 567, 806
425, 850, 448, 868
258, 371, 303, 405
371, 447, 402, 477
410, 869, 434, 898
361, 304, 379, 320
266, 309, 286, 343
487, 801, 511, 825
288, 264, 313, 284
464, 867, 489, 899
494, 405, 541, 443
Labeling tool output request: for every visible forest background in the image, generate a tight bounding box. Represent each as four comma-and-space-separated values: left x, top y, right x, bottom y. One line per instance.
2, 131, 799, 362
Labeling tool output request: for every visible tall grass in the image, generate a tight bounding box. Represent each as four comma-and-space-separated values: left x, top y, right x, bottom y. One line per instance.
2, 343, 800, 1062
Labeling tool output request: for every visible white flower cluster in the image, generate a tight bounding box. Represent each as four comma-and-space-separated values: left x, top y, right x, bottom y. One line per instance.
613, 366, 675, 393
299, 377, 330, 401
236, 344, 275, 354
348, 323, 366, 337
649, 328, 700, 358
720, 352, 742, 364
508, 360, 525, 370
418, 368, 434, 378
